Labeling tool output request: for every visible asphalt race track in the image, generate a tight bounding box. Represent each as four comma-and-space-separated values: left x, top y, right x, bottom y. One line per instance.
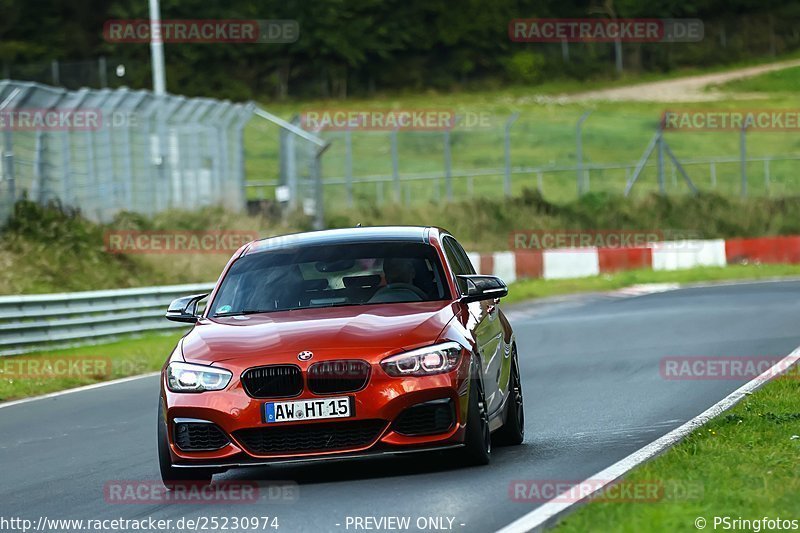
2, 280, 799, 533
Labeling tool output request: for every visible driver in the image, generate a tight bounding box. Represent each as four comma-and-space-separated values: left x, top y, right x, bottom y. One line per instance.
368, 258, 427, 302
383, 257, 416, 285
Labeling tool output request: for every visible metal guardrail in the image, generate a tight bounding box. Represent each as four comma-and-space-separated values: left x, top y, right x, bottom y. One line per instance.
0, 283, 214, 356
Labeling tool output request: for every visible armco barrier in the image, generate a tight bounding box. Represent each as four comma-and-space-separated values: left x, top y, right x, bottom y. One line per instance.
0, 236, 797, 356
0, 283, 214, 356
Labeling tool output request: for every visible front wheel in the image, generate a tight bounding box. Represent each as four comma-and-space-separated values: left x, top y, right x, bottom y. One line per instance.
158, 401, 214, 487
457, 377, 491, 466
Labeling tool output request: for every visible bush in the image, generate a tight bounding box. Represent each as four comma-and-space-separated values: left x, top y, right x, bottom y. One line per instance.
503, 51, 546, 84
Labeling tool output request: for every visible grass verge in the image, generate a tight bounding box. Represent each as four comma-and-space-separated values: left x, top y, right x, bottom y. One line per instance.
716, 65, 800, 94
555, 375, 800, 532
3, 263, 800, 402
0, 332, 183, 402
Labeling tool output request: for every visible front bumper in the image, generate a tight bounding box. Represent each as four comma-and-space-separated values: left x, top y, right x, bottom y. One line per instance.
161, 355, 472, 468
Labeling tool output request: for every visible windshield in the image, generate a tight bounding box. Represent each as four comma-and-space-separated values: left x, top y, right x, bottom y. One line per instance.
208, 242, 450, 316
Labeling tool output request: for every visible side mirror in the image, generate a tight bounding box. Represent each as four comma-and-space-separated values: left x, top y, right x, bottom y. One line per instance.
457, 275, 508, 303
165, 293, 209, 323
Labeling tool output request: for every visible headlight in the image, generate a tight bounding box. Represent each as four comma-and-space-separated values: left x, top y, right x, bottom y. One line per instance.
380, 342, 463, 377
166, 362, 232, 392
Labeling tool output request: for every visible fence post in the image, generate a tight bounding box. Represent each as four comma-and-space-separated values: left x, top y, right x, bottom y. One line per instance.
504, 113, 519, 197
117, 94, 140, 210
98, 56, 108, 88
32, 131, 44, 202
60, 130, 71, 204
2, 129, 14, 204
624, 129, 659, 197
710, 161, 716, 188
313, 142, 331, 230
576, 111, 591, 196
391, 129, 400, 203
657, 130, 665, 195
345, 129, 353, 207
740, 125, 747, 197
443, 129, 452, 201
0, 88, 22, 209
51, 59, 60, 86
85, 126, 98, 217
285, 128, 297, 209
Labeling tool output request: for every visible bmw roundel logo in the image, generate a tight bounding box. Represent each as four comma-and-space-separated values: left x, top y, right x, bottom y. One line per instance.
298, 351, 314, 361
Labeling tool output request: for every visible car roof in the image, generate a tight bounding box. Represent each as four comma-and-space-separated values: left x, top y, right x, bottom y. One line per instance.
244, 226, 443, 255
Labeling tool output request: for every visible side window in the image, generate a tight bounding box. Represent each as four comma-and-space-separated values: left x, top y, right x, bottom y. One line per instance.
443, 237, 467, 276
443, 236, 476, 296
451, 238, 476, 275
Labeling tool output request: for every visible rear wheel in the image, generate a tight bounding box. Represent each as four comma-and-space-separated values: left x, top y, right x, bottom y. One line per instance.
457, 377, 491, 466
494, 355, 524, 446
157, 401, 214, 487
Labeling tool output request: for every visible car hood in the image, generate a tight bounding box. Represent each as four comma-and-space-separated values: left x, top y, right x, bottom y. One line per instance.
181, 301, 460, 364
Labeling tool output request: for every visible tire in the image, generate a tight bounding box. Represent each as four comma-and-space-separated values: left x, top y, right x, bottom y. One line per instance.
493, 354, 525, 446
457, 377, 491, 466
158, 401, 214, 488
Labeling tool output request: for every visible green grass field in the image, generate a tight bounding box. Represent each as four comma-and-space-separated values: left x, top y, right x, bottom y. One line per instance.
244, 60, 800, 210
555, 375, 800, 532
717, 65, 800, 94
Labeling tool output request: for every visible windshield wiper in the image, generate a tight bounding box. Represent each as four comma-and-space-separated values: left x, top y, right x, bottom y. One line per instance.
212, 309, 277, 317
308, 302, 363, 309
213, 302, 372, 317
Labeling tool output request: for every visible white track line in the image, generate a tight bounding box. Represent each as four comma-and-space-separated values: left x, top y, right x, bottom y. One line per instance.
496, 344, 800, 533
0, 372, 160, 410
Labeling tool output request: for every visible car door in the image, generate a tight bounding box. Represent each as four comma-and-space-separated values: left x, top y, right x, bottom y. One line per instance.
443, 236, 506, 416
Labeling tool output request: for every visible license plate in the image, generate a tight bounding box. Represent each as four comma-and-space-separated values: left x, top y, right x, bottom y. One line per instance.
264, 396, 353, 423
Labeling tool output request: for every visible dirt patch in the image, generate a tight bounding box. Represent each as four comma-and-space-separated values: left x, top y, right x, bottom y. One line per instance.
550, 59, 800, 103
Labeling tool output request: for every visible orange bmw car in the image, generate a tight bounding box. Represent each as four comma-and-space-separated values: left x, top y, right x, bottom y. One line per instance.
158, 226, 523, 484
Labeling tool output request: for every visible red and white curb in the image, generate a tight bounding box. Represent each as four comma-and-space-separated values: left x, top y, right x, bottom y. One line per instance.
469, 236, 799, 282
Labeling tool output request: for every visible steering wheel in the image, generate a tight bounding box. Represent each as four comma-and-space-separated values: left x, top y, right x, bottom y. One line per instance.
370, 283, 428, 302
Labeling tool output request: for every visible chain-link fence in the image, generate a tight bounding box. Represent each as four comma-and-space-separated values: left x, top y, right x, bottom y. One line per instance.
0, 80, 256, 223
5, 79, 799, 228
246, 109, 800, 210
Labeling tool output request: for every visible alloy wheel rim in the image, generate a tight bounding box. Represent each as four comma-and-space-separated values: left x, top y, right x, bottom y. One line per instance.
478, 387, 491, 454
513, 364, 524, 432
